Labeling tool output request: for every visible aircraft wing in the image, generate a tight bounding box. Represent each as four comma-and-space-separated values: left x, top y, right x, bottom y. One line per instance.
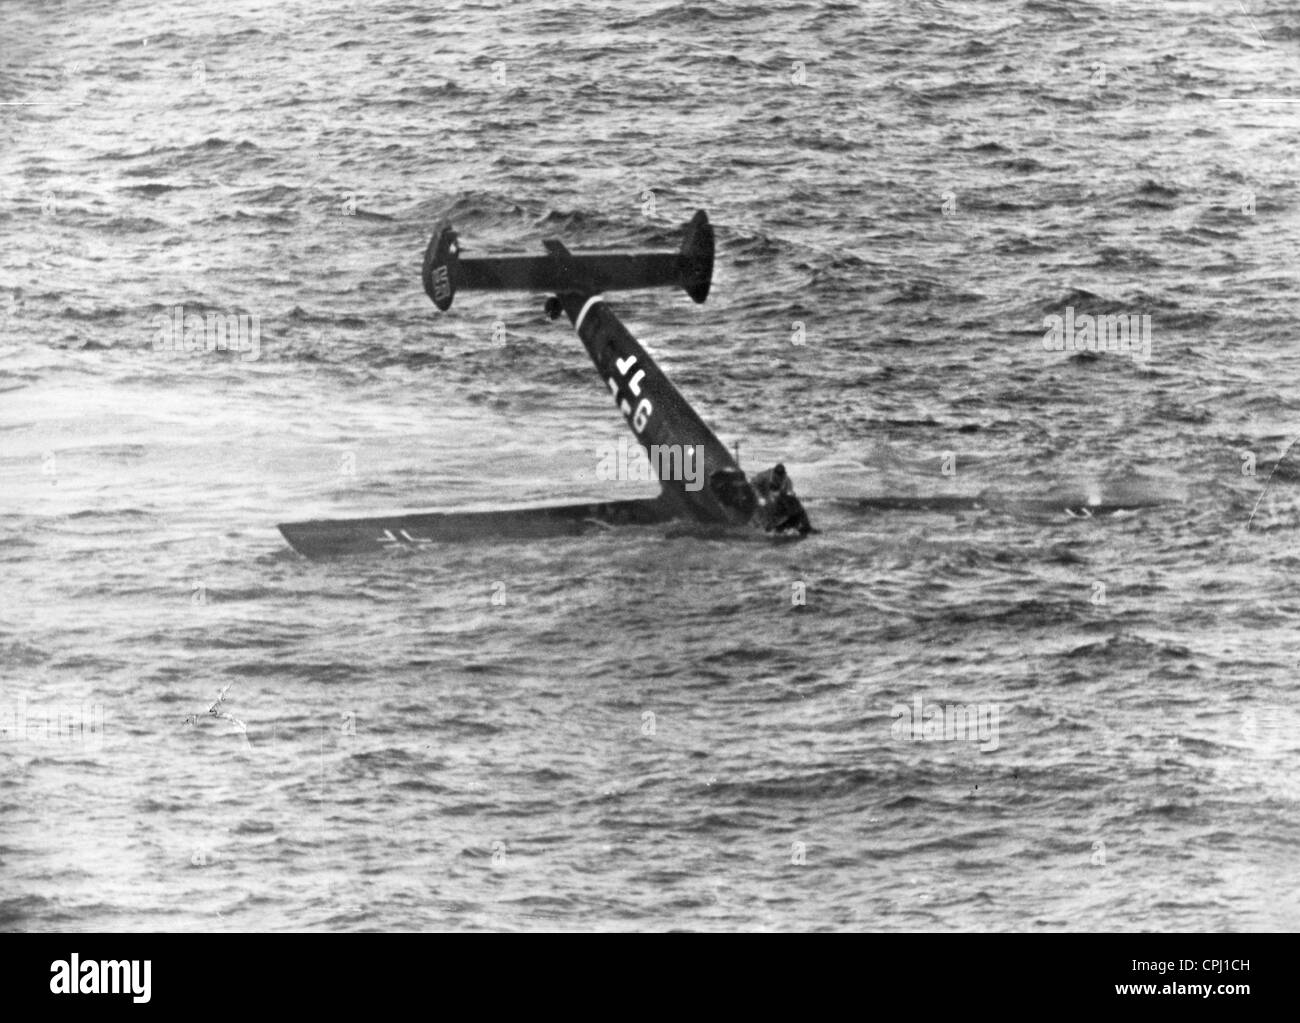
278, 494, 678, 558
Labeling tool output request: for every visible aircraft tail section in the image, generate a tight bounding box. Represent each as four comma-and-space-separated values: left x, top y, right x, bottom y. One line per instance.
552, 287, 752, 526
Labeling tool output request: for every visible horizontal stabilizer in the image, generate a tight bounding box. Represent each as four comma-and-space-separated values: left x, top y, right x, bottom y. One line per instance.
423, 210, 714, 310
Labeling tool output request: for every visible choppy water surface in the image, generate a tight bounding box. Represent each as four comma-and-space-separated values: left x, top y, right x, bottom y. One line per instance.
1, 0, 1298, 931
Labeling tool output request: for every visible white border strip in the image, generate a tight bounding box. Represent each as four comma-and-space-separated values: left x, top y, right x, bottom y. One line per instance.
575, 294, 604, 333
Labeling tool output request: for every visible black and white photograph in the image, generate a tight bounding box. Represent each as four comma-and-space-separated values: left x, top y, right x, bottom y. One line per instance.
1, 0, 1294, 970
